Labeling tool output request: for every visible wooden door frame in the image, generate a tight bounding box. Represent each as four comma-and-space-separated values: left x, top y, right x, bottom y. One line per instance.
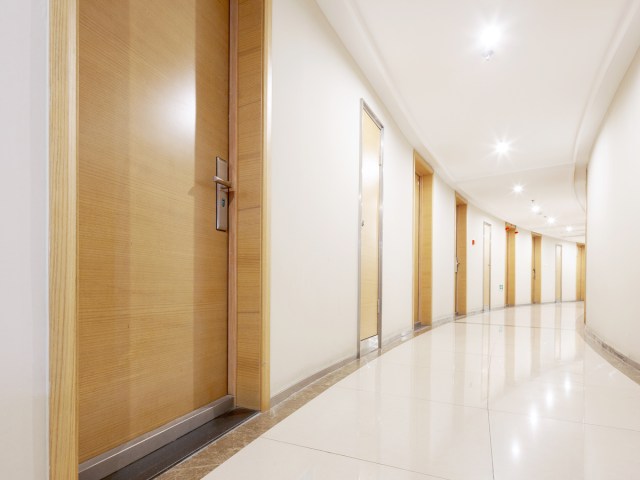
505, 224, 516, 306
49, 1, 271, 478
357, 100, 384, 356
413, 152, 433, 327
454, 195, 467, 316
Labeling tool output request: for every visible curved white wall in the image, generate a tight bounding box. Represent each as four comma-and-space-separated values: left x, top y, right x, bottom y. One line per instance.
586, 45, 640, 363
0, 0, 48, 478
271, 0, 414, 396
270, 0, 582, 399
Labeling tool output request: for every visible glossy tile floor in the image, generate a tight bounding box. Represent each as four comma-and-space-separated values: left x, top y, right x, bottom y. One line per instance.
183, 303, 640, 479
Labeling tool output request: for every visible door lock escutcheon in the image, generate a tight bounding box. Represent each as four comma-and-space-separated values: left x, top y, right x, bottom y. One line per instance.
214, 157, 232, 231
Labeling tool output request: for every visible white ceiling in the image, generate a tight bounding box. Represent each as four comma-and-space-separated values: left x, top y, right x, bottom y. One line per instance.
316, 0, 640, 243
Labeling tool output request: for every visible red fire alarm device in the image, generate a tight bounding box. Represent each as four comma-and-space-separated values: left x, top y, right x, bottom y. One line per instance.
472, 239, 475, 246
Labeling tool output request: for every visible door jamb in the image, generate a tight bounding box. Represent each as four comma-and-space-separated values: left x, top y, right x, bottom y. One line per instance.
357, 100, 384, 357
48, 1, 271, 477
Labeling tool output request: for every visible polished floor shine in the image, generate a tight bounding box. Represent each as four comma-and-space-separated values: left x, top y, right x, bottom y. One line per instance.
202, 303, 640, 480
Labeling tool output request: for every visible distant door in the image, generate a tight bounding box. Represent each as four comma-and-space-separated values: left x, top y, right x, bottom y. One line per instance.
576, 244, 586, 301
455, 202, 467, 315
359, 105, 382, 342
532, 235, 542, 303
414, 174, 420, 323
483, 222, 492, 310
505, 226, 516, 306
555, 244, 563, 302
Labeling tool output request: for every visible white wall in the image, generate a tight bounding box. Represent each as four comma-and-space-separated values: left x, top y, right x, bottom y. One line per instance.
0, 1, 48, 478
515, 229, 532, 305
466, 206, 506, 313
586, 46, 640, 363
270, 0, 414, 396
432, 175, 455, 322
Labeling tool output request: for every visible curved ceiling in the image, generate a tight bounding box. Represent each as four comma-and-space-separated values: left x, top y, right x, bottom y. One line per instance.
316, 0, 640, 243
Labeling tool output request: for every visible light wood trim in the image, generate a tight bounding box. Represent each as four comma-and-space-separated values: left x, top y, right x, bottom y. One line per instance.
413, 174, 420, 322
228, 0, 239, 400
506, 224, 516, 306
455, 193, 468, 206
235, 0, 270, 410
576, 244, 586, 301
260, 0, 272, 411
532, 234, 542, 303
50, 0, 78, 477
414, 151, 434, 176
455, 203, 467, 315
416, 167, 433, 326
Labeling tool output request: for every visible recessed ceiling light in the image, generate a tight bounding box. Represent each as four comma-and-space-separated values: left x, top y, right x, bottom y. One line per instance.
513, 184, 523, 193
495, 141, 510, 156
531, 204, 541, 213
547, 217, 556, 224
566, 226, 573, 232
480, 24, 501, 60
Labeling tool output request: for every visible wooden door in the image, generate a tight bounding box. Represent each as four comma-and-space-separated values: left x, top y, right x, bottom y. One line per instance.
78, 0, 229, 461
455, 202, 467, 315
483, 223, 492, 310
576, 244, 586, 301
532, 235, 542, 303
506, 227, 516, 305
414, 174, 420, 323
359, 108, 382, 341
555, 245, 563, 302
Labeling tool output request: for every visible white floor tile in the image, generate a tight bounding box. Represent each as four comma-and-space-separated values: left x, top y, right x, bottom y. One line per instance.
584, 423, 640, 479
263, 387, 493, 480
585, 385, 640, 431
336, 358, 489, 408
193, 303, 640, 480
490, 410, 586, 480
201, 438, 441, 480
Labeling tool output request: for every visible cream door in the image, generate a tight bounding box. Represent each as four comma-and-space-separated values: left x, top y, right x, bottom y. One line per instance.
359, 108, 382, 341
556, 245, 563, 302
78, 0, 229, 462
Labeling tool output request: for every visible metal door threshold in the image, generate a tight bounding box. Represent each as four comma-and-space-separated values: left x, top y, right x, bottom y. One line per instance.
102, 408, 257, 480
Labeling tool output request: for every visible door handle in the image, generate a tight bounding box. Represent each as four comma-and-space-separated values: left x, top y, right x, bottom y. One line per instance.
213, 176, 233, 190
214, 157, 230, 231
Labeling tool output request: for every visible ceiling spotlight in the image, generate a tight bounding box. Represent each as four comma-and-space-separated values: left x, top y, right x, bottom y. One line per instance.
531, 202, 541, 213
480, 24, 501, 60
513, 184, 523, 193
547, 217, 556, 224
495, 141, 510, 156
566, 226, 573, 232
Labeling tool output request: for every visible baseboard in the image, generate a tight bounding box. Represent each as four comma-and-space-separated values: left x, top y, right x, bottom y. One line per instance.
270, 354, 357, 408
585, 326, 640, 373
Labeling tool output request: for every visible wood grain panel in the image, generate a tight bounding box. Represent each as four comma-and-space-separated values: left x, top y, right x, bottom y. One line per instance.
360, 110, 381, 341
235, 0, 269, 410
576, 244, 586, 301
418, 171, 433, 326
78, 0, 229, 461
506, 225, 516, 306
532, 234, 542, 303
50, 0, 78, 477
414, 174, 420, 322
455, 203, 467, 315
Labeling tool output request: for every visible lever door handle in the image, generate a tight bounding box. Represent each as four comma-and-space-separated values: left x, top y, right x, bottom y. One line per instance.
213, 176, 233, 190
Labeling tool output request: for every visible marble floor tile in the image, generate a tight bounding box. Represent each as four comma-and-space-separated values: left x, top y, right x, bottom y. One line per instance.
155, 302, 640, 480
